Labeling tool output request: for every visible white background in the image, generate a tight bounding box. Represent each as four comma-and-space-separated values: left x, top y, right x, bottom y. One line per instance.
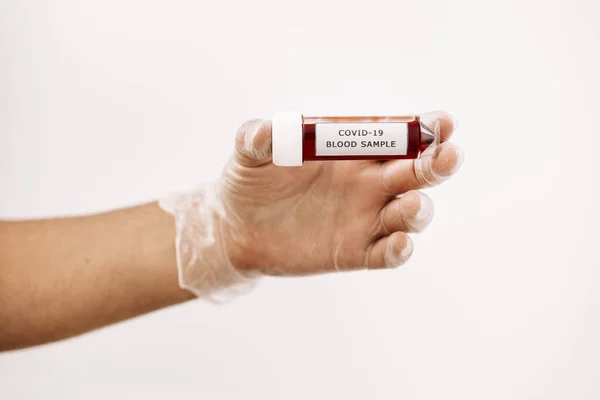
1, 0, 600, 399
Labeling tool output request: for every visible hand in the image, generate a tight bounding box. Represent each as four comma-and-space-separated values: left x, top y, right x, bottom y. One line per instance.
161, 111, 463, 297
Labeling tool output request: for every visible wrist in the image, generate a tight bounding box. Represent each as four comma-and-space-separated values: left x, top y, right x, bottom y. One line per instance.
159, 184, 258, 300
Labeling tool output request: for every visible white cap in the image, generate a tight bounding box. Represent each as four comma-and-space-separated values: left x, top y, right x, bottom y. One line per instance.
272, 111, 303, 166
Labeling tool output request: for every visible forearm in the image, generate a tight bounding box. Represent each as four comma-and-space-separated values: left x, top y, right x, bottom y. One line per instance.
0, 202, 193, 351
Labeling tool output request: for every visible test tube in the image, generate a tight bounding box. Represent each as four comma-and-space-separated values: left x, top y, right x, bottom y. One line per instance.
272, 111, 440, 166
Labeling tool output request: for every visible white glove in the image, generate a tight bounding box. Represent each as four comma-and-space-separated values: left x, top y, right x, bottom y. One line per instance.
160, 111, 463, 301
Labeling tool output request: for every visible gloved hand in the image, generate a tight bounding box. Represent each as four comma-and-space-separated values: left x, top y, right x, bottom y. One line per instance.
160, 111, 463, 300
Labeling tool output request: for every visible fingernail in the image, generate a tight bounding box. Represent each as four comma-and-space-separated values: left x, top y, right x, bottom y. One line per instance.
385, 238, 414, 268
243, 121, 261, 152
401, 240, 413, 258
414, 192, 434, 223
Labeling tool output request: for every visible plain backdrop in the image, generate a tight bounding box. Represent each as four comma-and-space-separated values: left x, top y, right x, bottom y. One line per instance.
1, 0, 600, 399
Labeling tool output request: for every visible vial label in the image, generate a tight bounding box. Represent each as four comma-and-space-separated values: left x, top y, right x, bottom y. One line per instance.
315, 122, 408, 156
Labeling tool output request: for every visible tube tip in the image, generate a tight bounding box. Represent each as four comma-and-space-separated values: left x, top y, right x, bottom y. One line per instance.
421, 128, 436, 147
418, 115, 440, 153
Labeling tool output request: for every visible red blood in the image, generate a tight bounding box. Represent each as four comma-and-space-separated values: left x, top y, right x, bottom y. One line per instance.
302, 116, 425, 161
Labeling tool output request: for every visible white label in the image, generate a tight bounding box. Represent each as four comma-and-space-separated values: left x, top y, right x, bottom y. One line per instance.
315, 122, 408, 156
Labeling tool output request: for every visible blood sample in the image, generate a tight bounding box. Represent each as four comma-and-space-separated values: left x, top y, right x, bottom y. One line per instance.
271, 111, 439, 166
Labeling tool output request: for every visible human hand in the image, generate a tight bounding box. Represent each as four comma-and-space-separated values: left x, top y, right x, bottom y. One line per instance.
161, 111, 463, 298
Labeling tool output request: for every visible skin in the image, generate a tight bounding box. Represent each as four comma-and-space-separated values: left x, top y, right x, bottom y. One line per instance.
0, 203, 193, 351
222, 113, 460, 275
0, 112, 462, 352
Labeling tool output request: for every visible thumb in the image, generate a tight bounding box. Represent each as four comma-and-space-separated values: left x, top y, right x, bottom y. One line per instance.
234, 119, 273, 166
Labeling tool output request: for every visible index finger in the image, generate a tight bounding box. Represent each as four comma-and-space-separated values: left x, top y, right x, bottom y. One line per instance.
421, 110, 457, 143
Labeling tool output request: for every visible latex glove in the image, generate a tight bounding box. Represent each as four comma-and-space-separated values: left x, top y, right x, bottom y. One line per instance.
160, 111, 463, 300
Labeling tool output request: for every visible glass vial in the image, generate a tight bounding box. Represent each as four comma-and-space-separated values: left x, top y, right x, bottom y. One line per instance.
272, 111, 440, 166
